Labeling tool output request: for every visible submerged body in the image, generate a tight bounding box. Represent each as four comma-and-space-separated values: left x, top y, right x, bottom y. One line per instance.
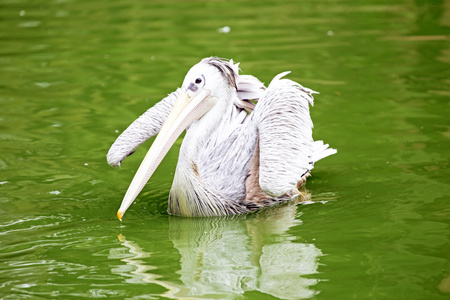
107, 57, 336, 218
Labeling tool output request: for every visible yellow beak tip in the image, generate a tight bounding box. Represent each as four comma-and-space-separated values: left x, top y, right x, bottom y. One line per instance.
117, 210, 123, 221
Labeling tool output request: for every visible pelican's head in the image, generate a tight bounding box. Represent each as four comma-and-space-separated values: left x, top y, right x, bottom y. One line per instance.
116, 58, 242, 220
182, 58, 239, 103
179, 57, 266, 119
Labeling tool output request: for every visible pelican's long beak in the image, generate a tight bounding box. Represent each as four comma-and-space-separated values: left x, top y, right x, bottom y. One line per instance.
117, 88, 215, 220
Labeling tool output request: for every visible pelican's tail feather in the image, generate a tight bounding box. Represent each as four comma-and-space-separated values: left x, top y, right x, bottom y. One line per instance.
312, 140, 337, 163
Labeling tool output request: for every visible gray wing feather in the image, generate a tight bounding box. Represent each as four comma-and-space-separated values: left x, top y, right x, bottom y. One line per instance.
253, 72, 315, 197
106, 90, 178, 167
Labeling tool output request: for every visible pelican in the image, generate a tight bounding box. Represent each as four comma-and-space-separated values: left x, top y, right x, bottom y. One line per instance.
107, 57, 336, 219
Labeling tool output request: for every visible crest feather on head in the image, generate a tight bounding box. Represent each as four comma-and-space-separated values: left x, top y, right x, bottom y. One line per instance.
202, 57, 266, 112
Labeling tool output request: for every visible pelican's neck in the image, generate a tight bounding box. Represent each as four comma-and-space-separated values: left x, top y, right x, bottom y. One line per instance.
181, 92, 237, 155
168, 95, 257, 216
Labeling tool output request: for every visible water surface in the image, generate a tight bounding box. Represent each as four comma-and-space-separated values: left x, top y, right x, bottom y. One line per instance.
1, 0, 449, 299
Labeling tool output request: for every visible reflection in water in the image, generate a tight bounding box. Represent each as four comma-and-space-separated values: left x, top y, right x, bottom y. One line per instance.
110, 192, 323, 299
109, 234, 192, 298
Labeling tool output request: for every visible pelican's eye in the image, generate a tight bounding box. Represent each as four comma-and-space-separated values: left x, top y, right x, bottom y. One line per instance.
188, 75, 205, 92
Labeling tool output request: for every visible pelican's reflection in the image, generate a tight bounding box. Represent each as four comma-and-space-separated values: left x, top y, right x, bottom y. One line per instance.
110, 192, 323, 299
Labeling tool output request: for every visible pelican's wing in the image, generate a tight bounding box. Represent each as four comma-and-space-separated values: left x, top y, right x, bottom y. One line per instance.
252, 73, 317, 197
106, 90, 178, 167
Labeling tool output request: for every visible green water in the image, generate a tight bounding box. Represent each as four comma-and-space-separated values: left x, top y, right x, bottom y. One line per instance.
1, 0, 449, 299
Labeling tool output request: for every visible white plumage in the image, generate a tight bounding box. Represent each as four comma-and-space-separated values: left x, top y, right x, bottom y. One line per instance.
107, 57, 336, 218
